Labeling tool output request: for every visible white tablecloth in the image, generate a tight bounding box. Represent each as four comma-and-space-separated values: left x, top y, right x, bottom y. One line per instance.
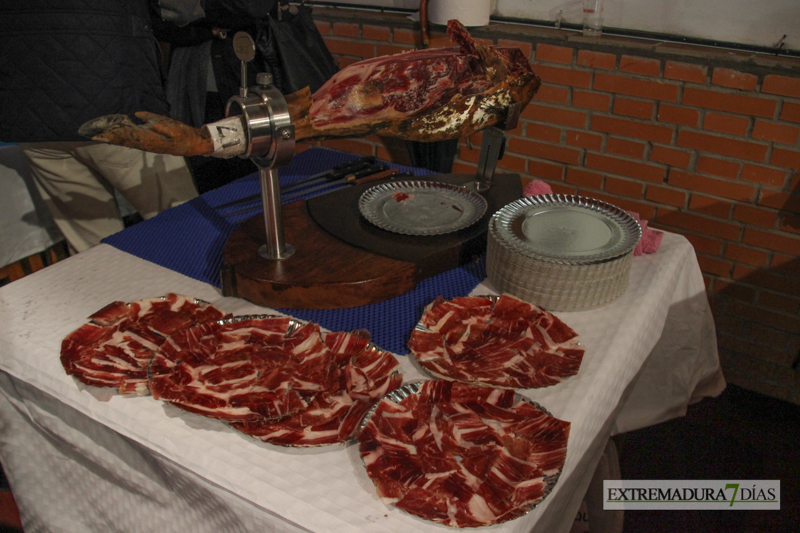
0, 144, 63, 268
0, 233, 724, 533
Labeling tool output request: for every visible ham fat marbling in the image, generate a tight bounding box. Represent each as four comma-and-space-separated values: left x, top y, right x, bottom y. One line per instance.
409, 294, 585, 389
60, 294, 227, 395
289, 19, 541, 142
148, 317, 403, 446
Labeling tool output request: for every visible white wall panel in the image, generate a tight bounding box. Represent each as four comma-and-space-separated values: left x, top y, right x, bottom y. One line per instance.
320, 0, 800, 52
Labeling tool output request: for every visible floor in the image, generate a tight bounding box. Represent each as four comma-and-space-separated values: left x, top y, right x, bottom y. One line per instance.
1, 249, 797, 532
616, 383, 799, 533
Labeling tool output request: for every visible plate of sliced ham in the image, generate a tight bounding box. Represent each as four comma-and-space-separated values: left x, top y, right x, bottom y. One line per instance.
408, 294, 585, 389
60, 294, 227, 395
148, 315, 403, 447
357, 380, 569, 528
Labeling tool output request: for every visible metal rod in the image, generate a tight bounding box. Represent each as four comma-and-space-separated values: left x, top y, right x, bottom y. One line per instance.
240, 61, 248, 97
257, 167, 294, 260
474, 127, 506, 193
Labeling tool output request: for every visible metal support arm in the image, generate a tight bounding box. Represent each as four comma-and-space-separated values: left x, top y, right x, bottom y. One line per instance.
471, 102, 523, 194
225, 33, 296, 260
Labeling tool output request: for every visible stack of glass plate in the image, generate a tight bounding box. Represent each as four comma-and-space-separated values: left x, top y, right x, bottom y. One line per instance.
487, 195, 642, 311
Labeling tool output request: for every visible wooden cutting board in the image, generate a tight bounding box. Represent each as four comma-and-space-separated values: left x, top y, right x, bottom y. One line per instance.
221, 173, 521, 309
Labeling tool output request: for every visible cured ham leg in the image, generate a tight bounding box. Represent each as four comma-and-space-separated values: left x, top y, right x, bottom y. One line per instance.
78, 20, 540, 157
78, 112, 216, 156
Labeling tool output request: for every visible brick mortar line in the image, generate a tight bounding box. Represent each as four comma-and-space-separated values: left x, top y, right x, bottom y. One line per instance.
312, 8, 800, 78
318, 11, 800, 300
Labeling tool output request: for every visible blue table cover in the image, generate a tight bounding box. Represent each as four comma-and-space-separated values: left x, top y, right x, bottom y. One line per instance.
103, 148, 487, 354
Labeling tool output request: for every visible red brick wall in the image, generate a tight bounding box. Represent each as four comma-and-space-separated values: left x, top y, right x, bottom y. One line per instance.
310, 9, 800, 404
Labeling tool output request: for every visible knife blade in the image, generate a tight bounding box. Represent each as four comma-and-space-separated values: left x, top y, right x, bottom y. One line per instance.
214, 156, 376, 211
280, 164, 391, 202
226, 168, 412, 217
280, 157, 377, 194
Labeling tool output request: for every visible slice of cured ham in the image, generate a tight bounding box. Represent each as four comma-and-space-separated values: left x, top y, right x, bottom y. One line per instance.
60, 294, 227, 395
148, 318, 403, 446
358, 380, 570, 528
408, 294, 585, 389
77, 20, 540, 156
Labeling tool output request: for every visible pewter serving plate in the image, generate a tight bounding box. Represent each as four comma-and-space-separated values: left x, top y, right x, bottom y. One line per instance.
493, 195, 641, 264
153, 314, 401, 448
358, 180, 488, 236
409, 295, 583, 388
356, 378, 558, 435
356, 380, 563, 527
122, 295, 214, 309
215, 313, 300, 330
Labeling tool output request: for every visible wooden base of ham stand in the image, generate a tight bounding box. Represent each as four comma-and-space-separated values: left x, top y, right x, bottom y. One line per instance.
220, 173, 521, 309
221, 200, 418, 309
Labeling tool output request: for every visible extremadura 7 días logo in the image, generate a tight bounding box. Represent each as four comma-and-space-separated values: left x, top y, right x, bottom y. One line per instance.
603, 480, 780, 510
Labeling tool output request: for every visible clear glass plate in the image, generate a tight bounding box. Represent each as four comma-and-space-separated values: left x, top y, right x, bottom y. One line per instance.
358, 180, 488, 236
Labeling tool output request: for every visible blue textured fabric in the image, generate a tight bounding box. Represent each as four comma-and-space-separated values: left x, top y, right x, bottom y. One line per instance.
289, 258, 486, 355
103, 147, 485, 354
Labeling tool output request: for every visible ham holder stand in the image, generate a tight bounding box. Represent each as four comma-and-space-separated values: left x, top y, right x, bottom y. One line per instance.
220, 33, 523, 309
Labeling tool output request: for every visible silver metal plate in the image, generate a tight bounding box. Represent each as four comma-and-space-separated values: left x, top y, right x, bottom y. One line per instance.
358, 180, 488, 236
154, 314, 400, 448
357, 377, 558, 435
410, 295, 583, 388
215, 313, 301, 331
357, 380, 564, 526
493, 195, 641, 264
123, 295, 212, 308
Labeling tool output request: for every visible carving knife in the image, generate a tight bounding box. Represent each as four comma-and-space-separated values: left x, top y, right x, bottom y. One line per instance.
214, 156, 377, 211
280, 165, 392, 202
280, 157, 377, 194
226, 168, 411, 217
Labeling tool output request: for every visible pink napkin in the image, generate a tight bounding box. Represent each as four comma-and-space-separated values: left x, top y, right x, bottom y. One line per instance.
522, 180, 662, 255
627, 211, 663, 255
522, 179, 554, 197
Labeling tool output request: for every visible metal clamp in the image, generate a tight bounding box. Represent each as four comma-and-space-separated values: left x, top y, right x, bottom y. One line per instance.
225, 72, 295, 169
